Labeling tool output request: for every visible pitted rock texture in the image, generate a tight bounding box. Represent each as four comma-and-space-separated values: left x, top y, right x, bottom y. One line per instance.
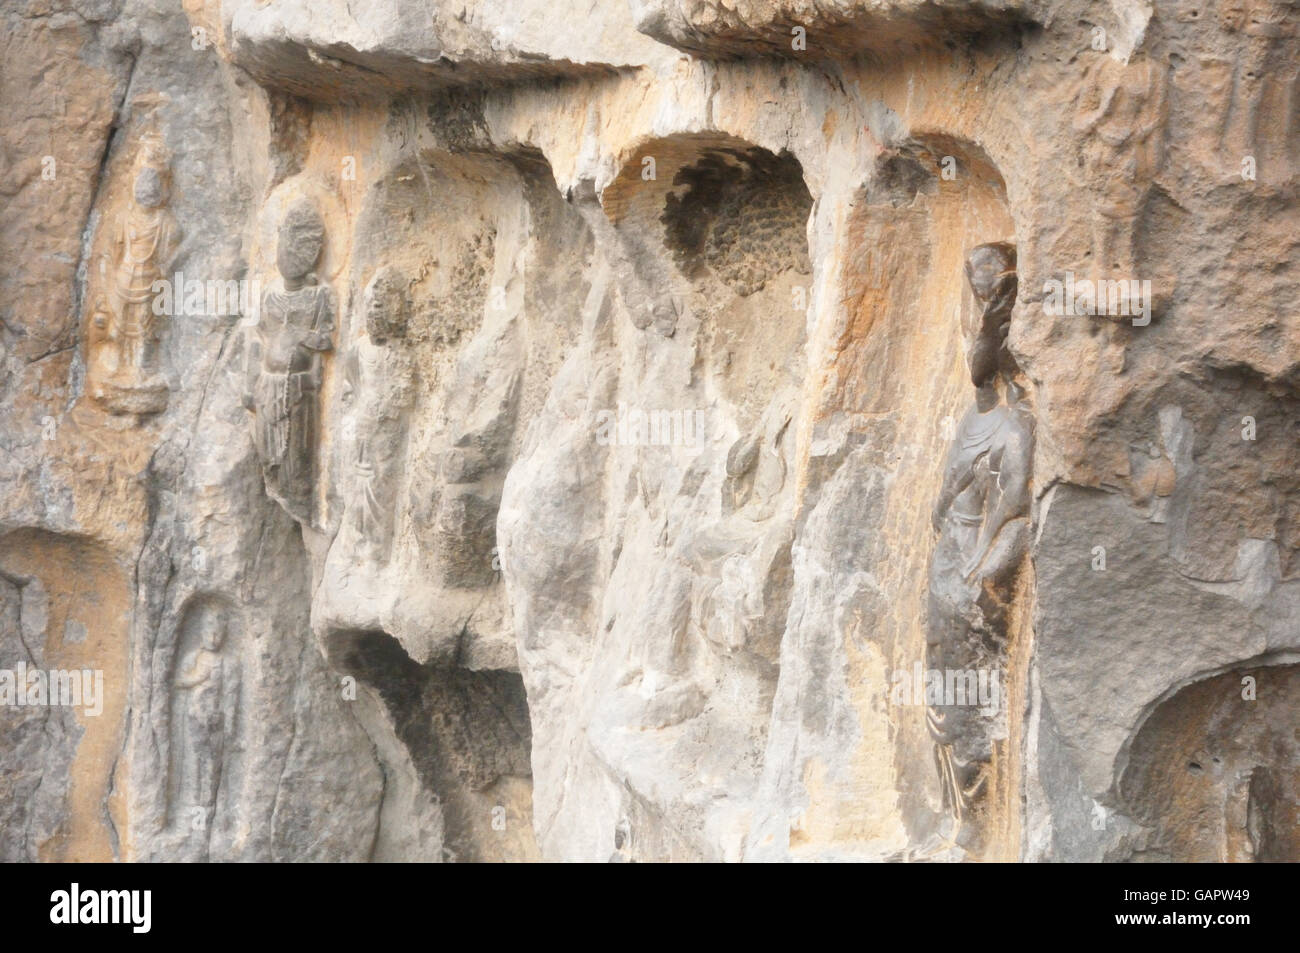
0, 0, 1296, 862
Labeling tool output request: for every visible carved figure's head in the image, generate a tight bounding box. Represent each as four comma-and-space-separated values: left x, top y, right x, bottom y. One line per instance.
964, 241, 1017, 389
199, 608, 226, 652
965, 242, 1015, 302
277, 199, 325, 281
133, 168, 165, 208
130, 134, 171, 208
363, 266, 409, 344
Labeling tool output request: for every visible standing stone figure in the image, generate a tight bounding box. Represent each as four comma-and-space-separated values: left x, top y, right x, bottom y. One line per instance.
171, 606, 238, 830
88, 135, 179, 415
345, 266, 415, 560
926, 242, 1034, 838
1073, 57, 1167, 278
244, 199, 335, 524
1220, 0, 1298, 157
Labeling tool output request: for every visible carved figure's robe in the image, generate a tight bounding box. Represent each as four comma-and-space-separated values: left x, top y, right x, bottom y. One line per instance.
249, 281, 335, 518
174, 648, 225, 813
112, 205, 177, 368
348, 337, 413, 553
926, 401, 1032, 809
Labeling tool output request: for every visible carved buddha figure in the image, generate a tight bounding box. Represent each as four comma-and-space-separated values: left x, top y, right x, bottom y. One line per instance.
115, 168, 174, 370
926, 242, 1034, 835
172, 608, 233, 820
244, 199, 335, 523
88, 137, 179, 412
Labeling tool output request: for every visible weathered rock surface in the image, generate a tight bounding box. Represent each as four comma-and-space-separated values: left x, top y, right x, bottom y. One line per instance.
0, 0, 1296, 862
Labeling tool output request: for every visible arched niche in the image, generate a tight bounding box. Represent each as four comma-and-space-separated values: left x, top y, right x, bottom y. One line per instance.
316, 143, 594, 668
827, 134, 1026, 859
0, 529, 130, 861
162, 592, 244, 855
603, 133, 813, 425
1116, 660, 1300, 862
837, 136, 1016, 419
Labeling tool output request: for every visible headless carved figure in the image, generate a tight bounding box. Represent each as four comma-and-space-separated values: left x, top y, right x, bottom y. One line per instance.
1073, 58, 1167, 277
1220, 0, 1299, 156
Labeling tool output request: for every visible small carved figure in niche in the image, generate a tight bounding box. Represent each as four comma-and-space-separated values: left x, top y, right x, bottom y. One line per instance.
344, 266, 415, 560
171, 606, 238, 827
1219, 0, 1298, 157
608, 816, 633, 862
87, 135, 179, 415
244, 199, 335, 524
1073, 57, 1168, 278
926, 242, 1034, 836
1130, 440, 1177, 521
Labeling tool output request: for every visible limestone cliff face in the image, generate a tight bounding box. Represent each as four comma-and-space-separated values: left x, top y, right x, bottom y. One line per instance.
0, 0, 1296, 862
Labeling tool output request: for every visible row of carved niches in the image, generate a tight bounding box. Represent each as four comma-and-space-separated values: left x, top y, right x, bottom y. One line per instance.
1118, 662, 1300, 862
310, 145, 595, 686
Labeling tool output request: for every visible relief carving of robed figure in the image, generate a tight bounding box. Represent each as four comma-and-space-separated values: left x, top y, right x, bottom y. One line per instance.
344, 266, 415, 560
170, 607, 239, 826
87, 135, 179, 415
244, 199, 335, 524
926, 242, 1034, 838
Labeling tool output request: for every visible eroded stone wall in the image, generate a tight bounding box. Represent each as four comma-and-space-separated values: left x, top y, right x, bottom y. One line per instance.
0, 0, 1296, 862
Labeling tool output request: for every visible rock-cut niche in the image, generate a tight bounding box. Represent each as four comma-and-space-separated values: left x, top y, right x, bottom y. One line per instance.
0, 529, 129, 862
603, 134, 812, 424
556, 136, 812, 859
1117, 662, 1300, 862
325, 627, 534, 863
832, 136, 1028, 861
